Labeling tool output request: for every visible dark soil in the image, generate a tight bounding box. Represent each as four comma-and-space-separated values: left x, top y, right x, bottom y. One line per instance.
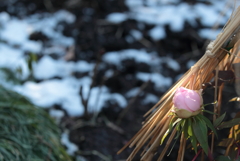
1, 0, 237, 161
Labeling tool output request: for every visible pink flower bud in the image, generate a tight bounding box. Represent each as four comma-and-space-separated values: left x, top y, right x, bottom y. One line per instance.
173, 87, 203, 118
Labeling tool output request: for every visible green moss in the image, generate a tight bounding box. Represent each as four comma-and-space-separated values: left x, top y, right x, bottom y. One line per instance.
0, 85, 72, 161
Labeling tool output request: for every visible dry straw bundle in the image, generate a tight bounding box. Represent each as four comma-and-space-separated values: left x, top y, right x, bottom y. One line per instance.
118, 4, 240, 161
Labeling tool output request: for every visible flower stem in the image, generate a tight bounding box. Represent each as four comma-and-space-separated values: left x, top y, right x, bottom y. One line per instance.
192, 149, 202, 161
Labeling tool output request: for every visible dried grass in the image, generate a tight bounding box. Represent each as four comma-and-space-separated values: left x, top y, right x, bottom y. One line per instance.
118, 4, 240, 161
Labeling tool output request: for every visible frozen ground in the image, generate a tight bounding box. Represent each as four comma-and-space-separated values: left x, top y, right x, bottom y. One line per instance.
0, 0, 237, 157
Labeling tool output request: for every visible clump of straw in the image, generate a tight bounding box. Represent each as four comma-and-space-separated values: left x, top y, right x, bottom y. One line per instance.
118, 5, 240, 161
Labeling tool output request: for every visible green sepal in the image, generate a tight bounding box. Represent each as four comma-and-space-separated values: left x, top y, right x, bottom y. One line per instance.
170, 118, 181, 132
202, 109, 218, 115
202, 101, 217, 107
175, 119, 185, 139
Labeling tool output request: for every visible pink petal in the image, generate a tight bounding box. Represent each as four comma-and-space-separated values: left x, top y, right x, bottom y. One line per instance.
184, 91, 201, 111
173, 92, 189, 110
178, 87, 187, 93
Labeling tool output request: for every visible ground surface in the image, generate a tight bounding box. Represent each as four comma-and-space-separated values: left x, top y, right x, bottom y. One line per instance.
0, 0, 238, 161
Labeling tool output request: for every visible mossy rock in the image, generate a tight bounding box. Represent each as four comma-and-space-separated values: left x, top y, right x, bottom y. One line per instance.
0, 85, 72, 161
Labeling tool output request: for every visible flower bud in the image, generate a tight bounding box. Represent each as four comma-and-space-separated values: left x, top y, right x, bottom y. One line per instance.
173, 87, 203, 118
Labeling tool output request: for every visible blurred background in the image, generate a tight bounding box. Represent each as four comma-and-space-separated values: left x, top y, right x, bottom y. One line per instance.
0, 0, 238, 160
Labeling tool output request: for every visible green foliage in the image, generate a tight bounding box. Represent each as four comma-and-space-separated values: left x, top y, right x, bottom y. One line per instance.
216, 156, 232, 161
0, 85, 72, 161
197, 114, 217, 138
0, 53, 38, 85
192, 116, 209, 155
161, 117, 181, 145
26, 53, 38, 72
214, 112, 226, 127
218, 118, 240, 130
0, 68, 22, 85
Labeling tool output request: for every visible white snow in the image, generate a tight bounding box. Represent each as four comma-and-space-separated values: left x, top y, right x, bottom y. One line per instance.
123, 0, 231, 40
0, 1, 236, 158
164, 57, 180, 71
33, 56, 94, 79
0, 10, 75, 56
187, 60, 196, 69
125, 0, 144, 7
104, 69, 114, 78
87, 86, 127, 112
75, 61, 94, 73
136, 72, 172, 91
126, 87, 141, 98
61, 131, 79, 155
103, 49, 159, 66
125, 0, 231, 28
76, 156, 88, 161
106, 12, 128, 23
49, 109, 65, 119
13, 77, 127, 116
125, 35, 134, 43
0, 44, 24, 68
0, 12, 10, 22
14, 78, 85, 116
103, 51, 180, 73
129, 4, 186, 28
33, 56, 73, 79
199, 28, 222, 40
0, 44, 30, 79
142, 93, 159, 104
194, 3, 226, 27
49, 109, 65, 124
0, 0, 234, 118
1, 19, 33, 44
110, 93, 128, 107
130, 29, 143, 40
149, 25, 166, 40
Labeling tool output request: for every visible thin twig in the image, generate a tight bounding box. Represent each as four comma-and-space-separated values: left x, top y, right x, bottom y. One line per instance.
79, 50, 103, 118
211, 66, 219, 153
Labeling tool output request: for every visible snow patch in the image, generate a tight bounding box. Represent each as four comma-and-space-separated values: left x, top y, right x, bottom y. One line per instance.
142, 93, 159, 104
61, 131, 78, 155
199, 28, 222, 40
126, 87, 141, 98
187, 60, 196, 69
123, 0, 230, 34
130, 29, 143, 40
165, 57, 180, 71
106, 12, 128, 23
103, 49, 158, 66
149, 25, 166, 40
136, 72, 172, 90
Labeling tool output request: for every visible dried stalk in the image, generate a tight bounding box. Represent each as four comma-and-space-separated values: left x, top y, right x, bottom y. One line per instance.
157, 128, 177, 161
177, 134, 186, 161
118, 6, 240, 161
